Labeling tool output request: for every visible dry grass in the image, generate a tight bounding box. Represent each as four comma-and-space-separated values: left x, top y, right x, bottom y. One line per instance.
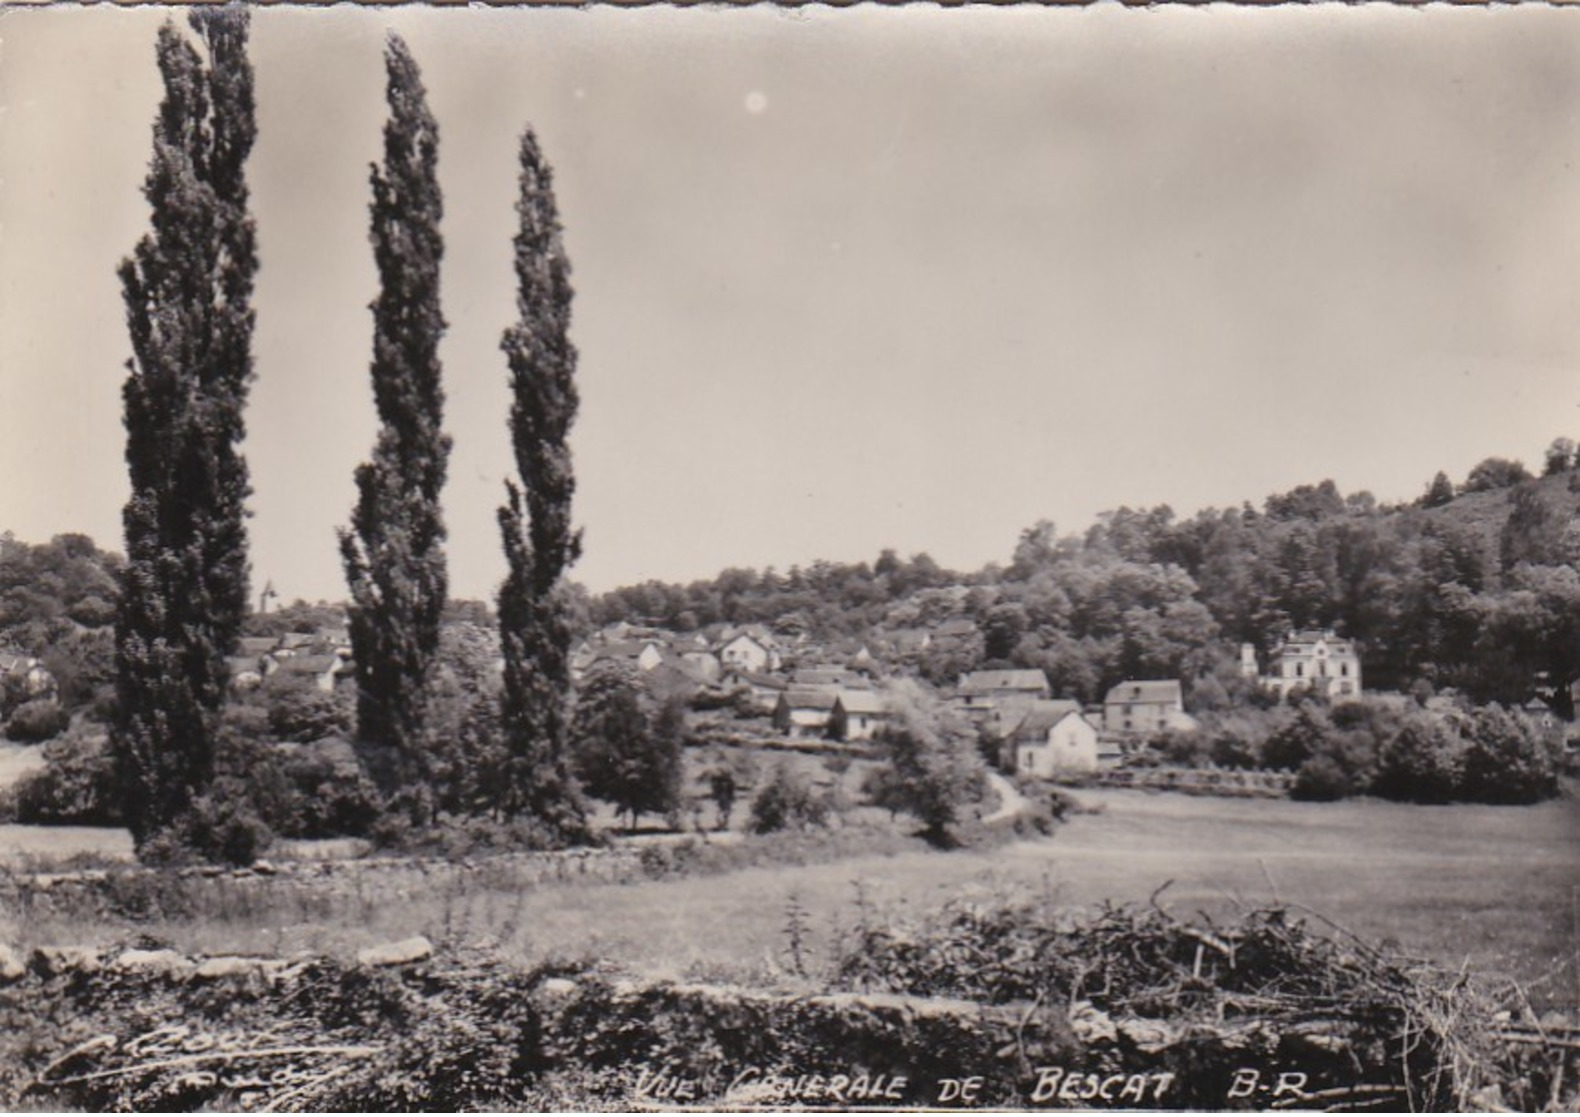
2, 787, 1576, 1011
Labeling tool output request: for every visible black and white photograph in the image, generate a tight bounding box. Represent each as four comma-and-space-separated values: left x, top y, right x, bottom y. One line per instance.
0, 2, 1577, 1110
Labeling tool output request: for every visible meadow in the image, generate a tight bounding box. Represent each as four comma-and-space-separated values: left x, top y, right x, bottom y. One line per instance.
5, 785, 1575, 1010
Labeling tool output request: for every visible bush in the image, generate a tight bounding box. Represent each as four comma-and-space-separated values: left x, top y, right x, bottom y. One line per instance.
277, 737, 382, 838
748, 762, 830, 834
1459, 705, 1562, 804
13, 728, 121, 825
5, 698, 69, 743
182, 791, 275, 867
1291, 753, 1354, 801
1373, 719, 1463, 804
263, 677, 354, 743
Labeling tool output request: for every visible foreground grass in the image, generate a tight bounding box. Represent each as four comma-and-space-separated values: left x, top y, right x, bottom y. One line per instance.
4, 788, 1576, 1009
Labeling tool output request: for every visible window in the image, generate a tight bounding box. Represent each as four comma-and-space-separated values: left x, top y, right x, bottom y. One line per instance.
1296, 662, 1304, 678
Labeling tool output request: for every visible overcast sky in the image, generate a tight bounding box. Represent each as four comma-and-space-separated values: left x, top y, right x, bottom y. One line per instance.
2, 5, 1577, 602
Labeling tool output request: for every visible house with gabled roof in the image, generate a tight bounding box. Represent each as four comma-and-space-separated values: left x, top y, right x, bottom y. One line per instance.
1253, 630, 1362, 700
792, 666, 871, 691
954, 669, 1052, 725
1102, 679, 1195, 736
1007, 699, 1100, 777
717, 630, 781, 673
880, 628, 933, 658
273, 653, 347, 695
830, 688, 890, 742
773, 687, 838, 739
722, 667, 788, 713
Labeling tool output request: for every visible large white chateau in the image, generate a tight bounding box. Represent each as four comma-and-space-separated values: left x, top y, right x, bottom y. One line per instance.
1241, 629, 1362, 700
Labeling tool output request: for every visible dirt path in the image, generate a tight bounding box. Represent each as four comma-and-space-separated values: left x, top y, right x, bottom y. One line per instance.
982, 771, 1029, 824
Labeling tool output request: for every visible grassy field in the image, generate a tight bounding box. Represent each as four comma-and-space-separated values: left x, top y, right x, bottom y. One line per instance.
6, 786, 1574, 1009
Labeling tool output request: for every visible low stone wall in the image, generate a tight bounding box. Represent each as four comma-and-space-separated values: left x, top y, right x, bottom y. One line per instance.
0, 844, 648, 915
0, 938, 1456, 1112
1089, 767, 1293, 797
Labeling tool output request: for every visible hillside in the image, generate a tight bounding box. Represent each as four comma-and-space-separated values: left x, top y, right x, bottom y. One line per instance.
591, 447, 1580, 708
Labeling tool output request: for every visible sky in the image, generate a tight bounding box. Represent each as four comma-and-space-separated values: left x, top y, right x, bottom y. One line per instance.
2, 5, 1578, 603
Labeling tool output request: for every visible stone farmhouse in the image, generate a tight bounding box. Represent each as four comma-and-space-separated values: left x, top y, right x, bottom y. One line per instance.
1102, 679, 1197, 736
1242, 629, 1362, 700
953, 669, 1052, 727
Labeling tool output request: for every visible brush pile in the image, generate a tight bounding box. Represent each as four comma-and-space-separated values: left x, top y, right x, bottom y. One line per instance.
834, 897, 1560, 1111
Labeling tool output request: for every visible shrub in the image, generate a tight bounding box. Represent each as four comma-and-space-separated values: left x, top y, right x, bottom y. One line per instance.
1373, 718, 1463, 804
263, 676, 354, 743
181, 789, 275, 867
4, 698, 69, 743
749, 762, 829, 834
13, 727, 122, 825
1291, 753, 1354, 801
1459, 705, 1562, 804
277, 737, 382, 838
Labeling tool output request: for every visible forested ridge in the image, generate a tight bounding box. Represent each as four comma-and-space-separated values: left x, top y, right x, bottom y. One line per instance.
591, 447, 1580, 711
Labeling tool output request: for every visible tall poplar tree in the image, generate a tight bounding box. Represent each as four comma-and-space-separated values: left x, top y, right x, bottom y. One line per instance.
495, 128, 587, 835
114, 8, 257, 851
339, 35, 451, 794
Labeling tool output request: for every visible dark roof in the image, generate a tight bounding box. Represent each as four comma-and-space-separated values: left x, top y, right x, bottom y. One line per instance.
958, 669, 1049, 695
779, 688, 838, 711
1103, 679, 1183, 706
793, 668, 869, 689
833, 690, 886, 716
1276, 629, 1354, 651
724, 668, 787, 690
933, 617, 979, 638
1010, 700, 1084, 739
277, 654, 343, 675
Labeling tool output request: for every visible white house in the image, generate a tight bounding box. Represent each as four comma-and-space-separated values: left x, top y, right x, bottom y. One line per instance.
718, 632, 781, 674
772, 688, 837, 739
1009, 700, 1100, 777
1249, 630, 1362, 700
272, 653, 346, 695
830, 689, 890, 742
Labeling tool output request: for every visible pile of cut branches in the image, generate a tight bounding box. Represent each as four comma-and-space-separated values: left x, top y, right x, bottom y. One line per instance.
836, 896, 1564, 1111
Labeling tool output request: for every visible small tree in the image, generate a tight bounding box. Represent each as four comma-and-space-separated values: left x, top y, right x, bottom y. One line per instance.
570, 664, 683, 831
706, 762, 738, 830
866, 678, 984, 846
1500, 482, 1568, 571
1422, 471, 1456, 509
748, 762, 829, 834
1544, 437, 1576, 477
1462, 457, 1532, 495
339, 35, 451, 802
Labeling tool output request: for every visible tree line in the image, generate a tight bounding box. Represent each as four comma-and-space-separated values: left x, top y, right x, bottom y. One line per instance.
108, 9, 585, 861
591, 458, 1580, 714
